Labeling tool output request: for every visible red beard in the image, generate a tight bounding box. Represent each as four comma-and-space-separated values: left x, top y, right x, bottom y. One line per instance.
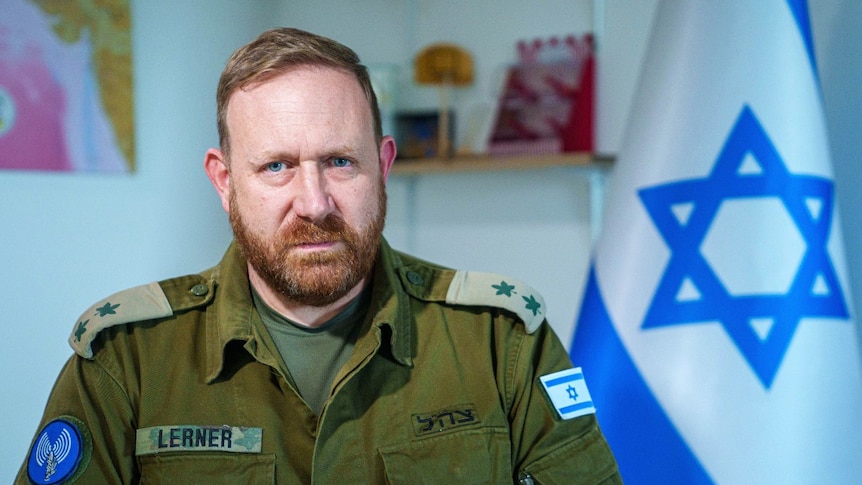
230, 183, 386, 307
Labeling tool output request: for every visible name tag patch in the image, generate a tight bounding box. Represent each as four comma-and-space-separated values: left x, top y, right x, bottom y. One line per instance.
136, 425, 263, 456
539, 367, 596, 420
412, 404, 480, 436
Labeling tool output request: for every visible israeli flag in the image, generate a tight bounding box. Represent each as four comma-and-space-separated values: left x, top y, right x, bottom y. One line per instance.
539, 367, 596, 420
569, 1, 862, 483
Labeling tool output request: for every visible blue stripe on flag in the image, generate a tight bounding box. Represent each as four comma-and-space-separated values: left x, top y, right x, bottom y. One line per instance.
560, 401, 595, 415
545, 372, 584, 388
786, 0, 818, 81
569, 267, 714, 485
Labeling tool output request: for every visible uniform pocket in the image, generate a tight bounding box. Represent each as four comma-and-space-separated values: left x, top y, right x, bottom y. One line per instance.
379, 427, 512, 484
139, 453, 275, 484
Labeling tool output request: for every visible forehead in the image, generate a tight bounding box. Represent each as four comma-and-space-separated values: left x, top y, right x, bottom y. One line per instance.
226, 66, 372, 131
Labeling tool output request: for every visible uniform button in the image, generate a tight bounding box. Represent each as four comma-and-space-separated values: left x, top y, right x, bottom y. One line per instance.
406, 271, 424, 286
191, 284, 209, 297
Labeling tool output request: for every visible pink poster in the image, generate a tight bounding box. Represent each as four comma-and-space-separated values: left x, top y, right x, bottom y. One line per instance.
0, 0, 134, 172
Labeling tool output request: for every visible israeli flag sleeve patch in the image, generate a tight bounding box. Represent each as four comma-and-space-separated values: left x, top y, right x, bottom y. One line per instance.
539, 367, 596, 420
27, 416, 92, 484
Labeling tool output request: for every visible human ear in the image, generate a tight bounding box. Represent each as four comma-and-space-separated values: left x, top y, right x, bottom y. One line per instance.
378, 135, 397, 182
204, 148, 231, 213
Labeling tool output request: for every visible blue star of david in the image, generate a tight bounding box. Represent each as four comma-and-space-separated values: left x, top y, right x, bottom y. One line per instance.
638, 105, 848, 389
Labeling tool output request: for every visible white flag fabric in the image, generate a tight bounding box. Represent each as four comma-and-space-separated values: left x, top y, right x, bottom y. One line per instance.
570, 1, 862, 483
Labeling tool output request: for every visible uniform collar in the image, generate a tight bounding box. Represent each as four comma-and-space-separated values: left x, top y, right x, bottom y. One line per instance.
366, 238, 414, 367
204, 238, 415, 383
204, 242, 256, 383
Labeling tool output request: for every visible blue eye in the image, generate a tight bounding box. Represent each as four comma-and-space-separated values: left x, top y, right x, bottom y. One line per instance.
332, 158, 352, 168
266, 162, 286, 172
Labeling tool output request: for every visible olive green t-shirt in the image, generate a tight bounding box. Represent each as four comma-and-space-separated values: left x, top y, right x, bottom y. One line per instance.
252, 286, 369, 415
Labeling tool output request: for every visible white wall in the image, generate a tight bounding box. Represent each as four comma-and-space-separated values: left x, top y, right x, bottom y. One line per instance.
814, 1, 862, 338
3, 0, 861, 480
0, 0, 277, 476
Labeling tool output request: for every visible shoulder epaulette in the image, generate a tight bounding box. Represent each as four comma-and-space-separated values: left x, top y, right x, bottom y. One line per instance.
68, 275, 213, 359
445, 270, 546, 334
398, 261, 546, 334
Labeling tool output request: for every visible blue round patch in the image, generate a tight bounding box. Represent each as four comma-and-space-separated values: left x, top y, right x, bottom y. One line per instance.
27, 418, 87, 484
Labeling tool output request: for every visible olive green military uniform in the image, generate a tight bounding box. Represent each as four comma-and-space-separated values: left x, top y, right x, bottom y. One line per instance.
18, 239, 621, 484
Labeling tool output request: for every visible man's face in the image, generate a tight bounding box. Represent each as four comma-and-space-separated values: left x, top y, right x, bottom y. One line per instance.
211, 66, 395, 307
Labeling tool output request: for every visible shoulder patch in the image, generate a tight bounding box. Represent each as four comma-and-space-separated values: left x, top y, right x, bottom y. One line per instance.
539, 367, 597, 420
446, 270, 546, 333
69, 282, 173, 359
27, 416, 92, 484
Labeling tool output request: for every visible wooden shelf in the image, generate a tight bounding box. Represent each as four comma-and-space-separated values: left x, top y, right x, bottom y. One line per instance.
390, 151, 614, 245
390, 152, 613, 175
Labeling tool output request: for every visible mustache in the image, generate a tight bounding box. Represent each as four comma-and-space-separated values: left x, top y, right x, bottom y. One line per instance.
281, 215, 350, 246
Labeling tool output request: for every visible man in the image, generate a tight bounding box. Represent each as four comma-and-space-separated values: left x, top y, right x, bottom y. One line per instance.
18, 28, 621, 484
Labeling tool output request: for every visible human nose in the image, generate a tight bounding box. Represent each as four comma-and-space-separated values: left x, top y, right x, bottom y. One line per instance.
293, 163, 334, 222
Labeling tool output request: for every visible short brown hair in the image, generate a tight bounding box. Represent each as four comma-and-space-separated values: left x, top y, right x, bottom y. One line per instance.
216, 27, 382, 157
